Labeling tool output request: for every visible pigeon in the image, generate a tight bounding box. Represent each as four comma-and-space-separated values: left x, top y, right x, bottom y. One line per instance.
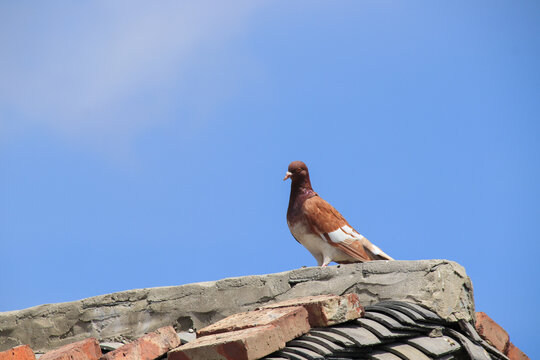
284, 161, 393, 267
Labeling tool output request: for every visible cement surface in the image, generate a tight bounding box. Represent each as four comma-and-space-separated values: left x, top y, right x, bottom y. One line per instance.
0, 260, 474, 352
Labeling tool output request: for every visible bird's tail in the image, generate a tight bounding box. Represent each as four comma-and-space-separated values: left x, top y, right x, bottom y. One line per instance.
364, 240, 394, 261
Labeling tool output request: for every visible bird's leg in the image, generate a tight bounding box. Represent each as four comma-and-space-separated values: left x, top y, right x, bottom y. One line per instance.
321, 257, 332, 267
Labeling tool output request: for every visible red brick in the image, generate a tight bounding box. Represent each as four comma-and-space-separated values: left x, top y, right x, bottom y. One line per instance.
197, 306, 309, 337
475, 312, 509, 353
100, 326, 180, 360
262, 294, 364, 327
169, 323, 309, 360
0, 345, 35, 360
40, 338, 101, 360
506, 342, 529, 360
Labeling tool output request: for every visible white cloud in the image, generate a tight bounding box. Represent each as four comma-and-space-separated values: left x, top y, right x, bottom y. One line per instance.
0, 1, 263, 153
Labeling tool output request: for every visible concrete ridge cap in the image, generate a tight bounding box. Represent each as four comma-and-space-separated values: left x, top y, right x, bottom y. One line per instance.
0, 259, 475, 354
0, 259, 468, 316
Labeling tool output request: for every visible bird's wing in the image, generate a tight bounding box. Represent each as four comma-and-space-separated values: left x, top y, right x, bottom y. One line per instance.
303, 196, 393, 261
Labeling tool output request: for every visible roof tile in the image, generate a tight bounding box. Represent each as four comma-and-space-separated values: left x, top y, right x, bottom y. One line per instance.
381, 301, 442, 322
325, 325, 381, 347
271, 350, 308, 360
305, 330, 355, 347
445, 328, 492, 360
296, 334, 344, 353
364, 305, 421, 328
383, 343, 432, 360
285, 339, 332, 356
364, 311, 416, 331
367, 350, 403, 360
406, 335, 461, 357
277, 346, 323, 360
378, 303, 428, 322
355, 318, 415, 339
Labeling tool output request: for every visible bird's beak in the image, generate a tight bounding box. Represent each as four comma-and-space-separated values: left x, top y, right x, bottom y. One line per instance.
283, 171, 292, 181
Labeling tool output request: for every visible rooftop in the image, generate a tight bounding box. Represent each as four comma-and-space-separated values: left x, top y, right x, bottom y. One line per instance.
0, 260, 528, 360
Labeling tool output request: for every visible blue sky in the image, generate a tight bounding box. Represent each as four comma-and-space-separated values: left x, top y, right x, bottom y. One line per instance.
1, 1, 538, 357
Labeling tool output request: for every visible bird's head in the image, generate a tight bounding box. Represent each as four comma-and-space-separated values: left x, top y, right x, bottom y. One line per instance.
283, 161, 309, 181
